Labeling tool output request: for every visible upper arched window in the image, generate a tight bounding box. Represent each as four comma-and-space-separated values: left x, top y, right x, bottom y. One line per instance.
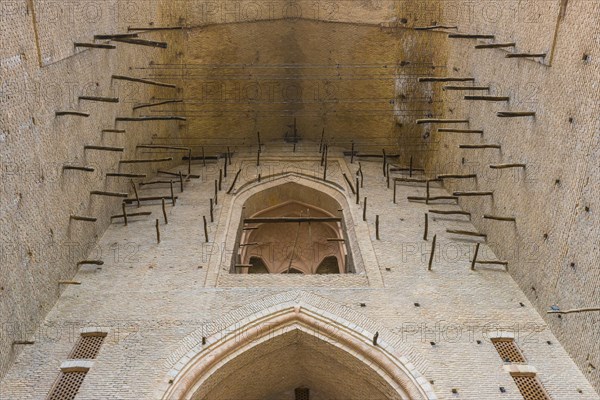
234, 182, 350, 275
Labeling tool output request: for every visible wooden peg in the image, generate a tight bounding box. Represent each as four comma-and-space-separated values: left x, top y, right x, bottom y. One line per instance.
112, 38, 168, 48
84, 145, 124, 152
506, 53, 546, 59
363, 197, 367, 221
424, 213, 429, 241
356, 177, 360, 205
417, 119, 469, 124
107, 173, 147, 178
79, 96, 119, 103
112, 75, 176, 88
497, 111, 536, 118
227, 169, 242, 194
162, 198, 168, 224
443, 86, 490, 91
56, 111, 90, 117
437, 128, 484, 134
12, 341, 35, 345
120, 158, 173, 164
409, 156, 413, 177
91, 191, 128, 198
459, 144, 501, 149
489, 164, 526, 169
483, 215, 516, 222
464, 96, 509, 102
127, 26, 184, 31
429, 209, 471, 217
116, 116, 185, 122
179, 171, 184, 192
418, 77, 475, 82
475, 43, 516, 49
476, 260, 509, 267
102, 129, 126, 133
373, 331, 379, 346
471, 243, 480, 270
110, 211, 151, 220
438, 174, 477, 179
94, 33, 138, 40
376, 215, 380, 240
408, 195, 458, 202
210, 198, 214, 222
428, 235, 437, 271
342, 173, 356, 194
136, 145, 188, 151
447, 229, 487, 238
77, 260, 104, 266
393, 180, 397, 204
214, 180, 218, 205
453, 191, 493, 197
224, 154, 228, 178
156, 219, 161, 243
59, 281, 81, 285
203, 216, 209, 242
123, 197, 176, 205
219, 169, 223, 191
227, 147, 232, 165
170, 181, 175, 206
382, 149, 387, 177
131, 180, 140, 207
448, 34, 495, 39
74, 42, 115, 49
70, 215, 97, 222
256, 148, 260, 167
358, 163, 364, 187
122, 203, 128, 226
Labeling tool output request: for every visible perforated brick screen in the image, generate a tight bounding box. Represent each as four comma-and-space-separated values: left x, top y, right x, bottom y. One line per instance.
69, 335, 105, 359
512, 375, 552, 400
47, 371, 87, 400
492, 339, 526, 363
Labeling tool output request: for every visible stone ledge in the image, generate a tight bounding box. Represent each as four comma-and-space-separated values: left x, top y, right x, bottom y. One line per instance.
80, 327, 109, 337
503, 364, 538, 376
60, 360, 94, 373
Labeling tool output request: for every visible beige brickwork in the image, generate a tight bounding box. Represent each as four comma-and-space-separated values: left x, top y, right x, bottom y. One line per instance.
0, 0, 598, 398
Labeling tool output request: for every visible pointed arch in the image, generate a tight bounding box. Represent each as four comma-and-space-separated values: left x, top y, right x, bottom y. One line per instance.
160, 305, 437, 400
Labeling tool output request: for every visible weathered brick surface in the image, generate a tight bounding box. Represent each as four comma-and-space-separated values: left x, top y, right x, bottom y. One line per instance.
1, 149, 597, 399
1, 0, 598, 398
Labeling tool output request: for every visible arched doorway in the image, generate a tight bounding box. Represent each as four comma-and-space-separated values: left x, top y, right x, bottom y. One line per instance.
161, 306, 436, 400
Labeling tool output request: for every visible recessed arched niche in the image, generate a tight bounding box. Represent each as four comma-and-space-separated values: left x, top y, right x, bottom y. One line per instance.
231, 181, 356, 275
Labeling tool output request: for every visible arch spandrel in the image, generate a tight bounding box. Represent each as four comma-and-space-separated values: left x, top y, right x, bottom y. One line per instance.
159, 303, 437, 400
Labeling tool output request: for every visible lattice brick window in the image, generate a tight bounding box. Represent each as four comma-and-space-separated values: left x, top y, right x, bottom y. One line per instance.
295, 387, 310, 400
47, 371, 87, 400
69, 332, 106, 359
492, 338, 526, 363
512, 374, 552, 400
